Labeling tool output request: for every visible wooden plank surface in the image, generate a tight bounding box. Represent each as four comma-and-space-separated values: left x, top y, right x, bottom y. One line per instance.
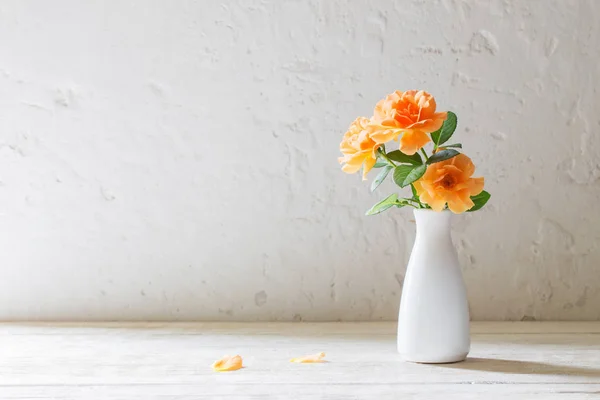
0, 322, 598, 399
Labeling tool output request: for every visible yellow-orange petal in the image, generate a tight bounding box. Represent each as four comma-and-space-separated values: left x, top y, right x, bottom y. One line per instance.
412, 180, 425, 195
341, 153, 366, 173
451, 153, 475, 178
362, 157, 377, 180
399, 130, 431, 155
467, 177, 484, 196
456, 189, 475, 205
405, 116, 444, 133
369, 127, 400, 144
212, 355, 243, 372
341, 164, 361, 174
423, 193, 447, 212
290, 352, 326, 363
442, 189, 470, 213
447, 194, 474, 214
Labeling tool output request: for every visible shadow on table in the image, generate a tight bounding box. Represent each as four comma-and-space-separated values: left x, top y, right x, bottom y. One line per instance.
438, 357, 600, 378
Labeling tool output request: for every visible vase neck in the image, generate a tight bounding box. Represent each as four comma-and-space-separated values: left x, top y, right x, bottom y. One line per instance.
413, 209, 453, 240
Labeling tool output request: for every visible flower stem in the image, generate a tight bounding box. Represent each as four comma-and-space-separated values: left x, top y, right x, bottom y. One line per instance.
378, 148, 397, 167
420, 148, 429, 162
401, 198, 424, 208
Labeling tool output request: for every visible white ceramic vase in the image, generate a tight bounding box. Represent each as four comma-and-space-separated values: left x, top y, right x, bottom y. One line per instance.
397, 209, 470, 363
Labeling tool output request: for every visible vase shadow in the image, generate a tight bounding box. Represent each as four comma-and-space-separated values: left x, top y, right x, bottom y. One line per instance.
437, 357, 600, 378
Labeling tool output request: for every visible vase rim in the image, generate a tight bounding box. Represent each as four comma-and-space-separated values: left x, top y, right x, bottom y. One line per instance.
412, 208, 452, 214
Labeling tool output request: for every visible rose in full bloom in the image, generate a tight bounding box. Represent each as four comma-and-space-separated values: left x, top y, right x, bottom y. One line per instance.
369, 90, 447, 155
339, 117, 380, 180
413, 153, 484, 213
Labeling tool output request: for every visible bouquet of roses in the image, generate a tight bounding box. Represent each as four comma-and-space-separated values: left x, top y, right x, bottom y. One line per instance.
339, 90, 490, 215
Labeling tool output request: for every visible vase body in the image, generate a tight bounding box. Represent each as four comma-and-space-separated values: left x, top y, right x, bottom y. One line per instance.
397, 209, 470, 363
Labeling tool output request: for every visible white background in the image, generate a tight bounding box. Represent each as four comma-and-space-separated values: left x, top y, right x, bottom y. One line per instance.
0, 0, 599, 320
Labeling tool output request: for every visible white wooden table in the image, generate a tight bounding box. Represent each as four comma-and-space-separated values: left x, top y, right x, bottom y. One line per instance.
0, 322, 599, 399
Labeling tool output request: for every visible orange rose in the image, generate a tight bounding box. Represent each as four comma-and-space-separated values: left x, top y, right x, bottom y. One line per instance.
413, 153, 484, 213
370, 90, 447, 155
339, 117, 380, 180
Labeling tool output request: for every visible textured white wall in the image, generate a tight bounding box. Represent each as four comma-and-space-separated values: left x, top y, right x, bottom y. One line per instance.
0, 0, 599, 321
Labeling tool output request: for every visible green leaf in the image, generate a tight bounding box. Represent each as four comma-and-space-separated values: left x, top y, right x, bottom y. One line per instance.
371, 166, 392, 192
393, 165, 415, 187
403, 164, 427, 186
430, 128, 442, 146
443, 143, 462, 148
437, 111, 457, 146
366, 193, 399, 216
427, 149, 460, 164
467, 190, 491, 212
373, 160, 388, 168
373, 151, 391, 168
386, 150, 423, 165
